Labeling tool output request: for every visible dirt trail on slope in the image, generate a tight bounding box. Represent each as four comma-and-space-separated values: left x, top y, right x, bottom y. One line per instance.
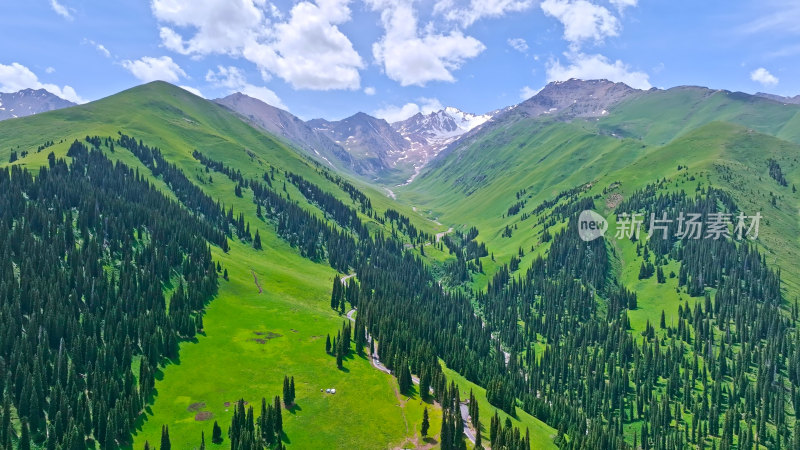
459, 402, 477, 444
251, 270, 263, 293
435, 227, 454, 242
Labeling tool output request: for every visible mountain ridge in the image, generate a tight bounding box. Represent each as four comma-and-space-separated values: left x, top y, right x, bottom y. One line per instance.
0, 88, 75, 121
392, 107, 492, 184
308, 112, 409, 177
214, 92, 357, 173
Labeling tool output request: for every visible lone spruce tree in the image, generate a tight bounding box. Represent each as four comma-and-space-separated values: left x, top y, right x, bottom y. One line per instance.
212, 420, 223, 444
160, 425, 171, 450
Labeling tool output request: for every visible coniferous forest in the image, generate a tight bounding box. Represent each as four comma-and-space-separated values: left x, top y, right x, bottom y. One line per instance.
4, 138, 799, 450
0, 142, 218, 448
3, 78, 800, 450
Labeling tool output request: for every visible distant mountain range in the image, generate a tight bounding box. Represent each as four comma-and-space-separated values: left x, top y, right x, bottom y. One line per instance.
6, 81, 800, 184
0, 88, 75, 120
218, 93, 493, 182
756, 92, 800, 104
214, 92, 357, 173
214, 80, 659, 183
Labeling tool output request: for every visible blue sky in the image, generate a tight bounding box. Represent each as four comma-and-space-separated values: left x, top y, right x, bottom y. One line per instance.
1, 0, 798, 121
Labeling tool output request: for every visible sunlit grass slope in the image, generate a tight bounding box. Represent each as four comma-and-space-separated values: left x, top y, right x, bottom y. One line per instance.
0, 81, 450, 448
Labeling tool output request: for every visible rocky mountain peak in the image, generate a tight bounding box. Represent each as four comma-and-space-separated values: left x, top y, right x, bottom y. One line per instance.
516, 78, 641, 119
0, 88, 76, 121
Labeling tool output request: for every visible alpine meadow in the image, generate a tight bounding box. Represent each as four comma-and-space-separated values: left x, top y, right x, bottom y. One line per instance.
3, 1, 800, 449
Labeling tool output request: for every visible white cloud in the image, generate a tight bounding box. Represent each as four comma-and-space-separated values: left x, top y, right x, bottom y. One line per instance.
435, 0, 535, 27
122, 56, 186, 83
179, 85, 204, 97
609, 0, 637, 12
368, 0, 485, 87
750, 67, 779, 86
239, 85, 287, 109
740, 1, 800, 35
540, 0, 619, 49
364, 86, 376, 95
84, 39, 112, 58
540, 0, 648, 91
546, 53, 651, 89
96, 44, 111, 58
152, 0, 364, 90
520, 85, 542, 99
374, 97, 444, 123
206, 66, 247, 89
152, 0, 263, 55
45, 67, 56, 74
508, 38, 529, 53
243, 0, 364, 90
50, 0, 73, 20
206, 65, 287, 110
0, 62, 84, 103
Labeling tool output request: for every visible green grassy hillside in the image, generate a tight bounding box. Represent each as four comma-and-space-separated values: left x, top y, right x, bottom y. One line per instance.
401, 92, 800, 296
0, 81, 556, 449
396, 88, 800, 449
594, 86, 800, 146
0, 83, 432, 449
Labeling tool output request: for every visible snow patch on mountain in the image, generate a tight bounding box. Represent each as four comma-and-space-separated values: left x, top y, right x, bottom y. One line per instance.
392, 107, 492, 184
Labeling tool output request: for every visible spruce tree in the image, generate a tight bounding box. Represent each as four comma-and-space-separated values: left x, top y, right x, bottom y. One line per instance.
283, 376, 292, 407
398, 359, 412, 394
161, 424, 171, 450
273, 396, 283, 435
421, 407, 430, 437
19, 419, 31, 450
212, 420, 223, 444
419, 369, 431, 400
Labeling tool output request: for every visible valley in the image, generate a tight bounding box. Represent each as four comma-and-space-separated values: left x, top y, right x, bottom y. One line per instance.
1, 77, 800, 450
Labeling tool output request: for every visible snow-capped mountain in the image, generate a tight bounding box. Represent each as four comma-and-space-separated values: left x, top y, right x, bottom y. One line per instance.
394, 107, 491, 142
392, 107, 492, 183
0, 88, 75, 121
